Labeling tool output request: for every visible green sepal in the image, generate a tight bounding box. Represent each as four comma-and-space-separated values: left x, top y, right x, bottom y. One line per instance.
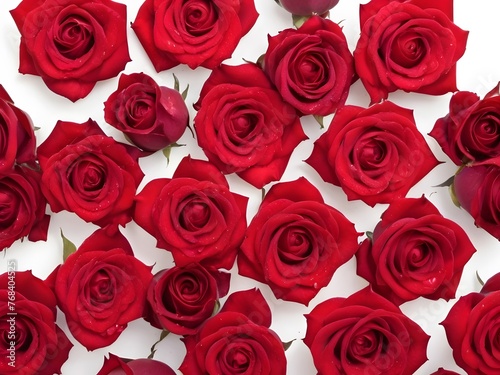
61, 229, 76, 263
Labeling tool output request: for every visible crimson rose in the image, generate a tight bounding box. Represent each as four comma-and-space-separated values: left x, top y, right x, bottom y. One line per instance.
263, 15, 354, 116
46, 226, 153, 350
0, 271, 72, 375
180, 289, 287, 375
97, 354, 176, 375
104, 73, 189, 152
306, 101, 439, 206
278, 0, 339, 16
354, 0, 468, 103
430, 369, 460, 375
10, 0, 130, 101
134, 156, 247, 270
132, 0, 258, 71
357, 196, 476, 305
238, 177, 359, 305
194, 63, 306, 188
37, 119, 144, 227
304, 287, 429, 375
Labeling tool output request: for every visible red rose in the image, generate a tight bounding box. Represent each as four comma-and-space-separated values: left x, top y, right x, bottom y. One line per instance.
306, 101, 439, 206
357, 196, 476, 305
354, 0, 468, 103
263, 16, 354, 116
97, 354, 176, 375
0, 166, 50, 250
145, 263, 230, 335
134, 156, 247, 269
441, 272, 500, 374
304, 287, 429, 375
430, 369, 460, 375
46, 226, 153, 350
131, 0, 258, 71
238, 177, 359, 305
430, 83, 500, 165
0, 85, 36, 173
10, 0, 130, 101
104, 73, 189, 152
37, 119, 144, 227
0, 270, 72, 375
194, 63, 307, 188
180, 289, 287, 375
278, 0, 339, 16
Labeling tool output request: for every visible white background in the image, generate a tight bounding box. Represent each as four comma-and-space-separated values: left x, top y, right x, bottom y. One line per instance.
0, 0, 499, 374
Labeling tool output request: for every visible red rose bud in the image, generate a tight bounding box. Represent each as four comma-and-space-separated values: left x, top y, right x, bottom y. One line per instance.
97, 354, 176, 375
104, 73, 189, 152
278, 0, 339, 16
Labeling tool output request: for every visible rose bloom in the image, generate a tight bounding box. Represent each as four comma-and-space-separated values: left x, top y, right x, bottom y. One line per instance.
304, 287, 429, 375
442, 272, 500, 374
357, 196, 476, 305
430, 369, 460, 375
354, 0, 468, 103
180, 289, 286, 375
430, 83, 500, 165
104, 73, 189, 152
134, 156, 247, 270
306, 101, 439, 206
194, 63, 307, 188
278, 0, 339, 16
0, 85, 36, 174
97, 354, 176, 375
37, 119, 144, 227
10, 0, 130, 101
46, 226, 153, 350
144, 263, 230, 335
0, 271, 72, 375
131, 0, 258, 71
263, 15, 354, 116
238, 177, 359, 305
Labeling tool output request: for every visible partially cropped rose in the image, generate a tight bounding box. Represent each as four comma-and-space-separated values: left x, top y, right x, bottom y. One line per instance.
0, 166, 50, 251
46, 226, 153, 350
238, 177, 359, 305
145, 263, 230, 335
430, 83, 500, 165
452, 161, 500, 240
306, 101, 439, 206
430, 369, 460, 375
104, 73, 189, 152
0, 271, 72, 375
132, 0, 258, 71
37, 119, 144, 227
354, 0, 468, 103
0, 85, 36, 174
263, 16, 354, 116
134, 156, 247, 270
97, 354, 176, 375
357, 196, 476, 305
442, 272, 500, 374
277, 0, 339, 16
180, 289, 287, 375
10, 0, 130, 101
304, 287, 429, 375
194, 63, 307, 188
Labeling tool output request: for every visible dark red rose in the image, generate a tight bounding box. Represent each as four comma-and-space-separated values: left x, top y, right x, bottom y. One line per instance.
46, 226, 153, 350
131, 0, 258, 71
0, 270, 72, 375
304, 287, 429, 375
429, 369, 460, 375
430, 83, 500, 165
10, 0, 130, 101
441, 272, 500, 374
144, 263, 230, 335
194, 63, 307, 188
238, 177, 359, 305
97, 354, 176, 375
357, 196, 476, 305
354, 0, 468, 103
0, 85, 36, 173
134, 156, 247, 270
180, 288, 287, 375
278, 0, 339, 16
306, 101, 439, 206
0, 166, 50, 251
452, 161, 500, 240
104, 73, 189, 152
37, 119, 144, 227
263, 16, 354, 116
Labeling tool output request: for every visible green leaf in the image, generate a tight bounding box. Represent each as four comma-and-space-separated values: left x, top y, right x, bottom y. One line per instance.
434, 175, 455, 188
162, 143, 185, 165
313, 115, 324, 129
149, 330, 170, 359
292, 14, 310, 29
476, 270, 485, 286
173, 73, 180, 92
365, 231, 373, 241
181, 84, 190, 101
60, 229, 76, 262
283, 339, 295, 351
